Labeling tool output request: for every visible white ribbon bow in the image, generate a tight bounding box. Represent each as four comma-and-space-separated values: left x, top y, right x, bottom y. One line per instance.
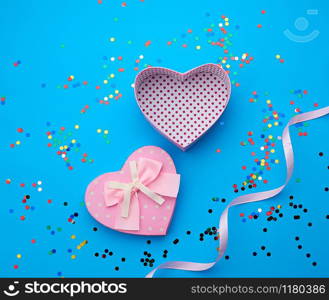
108, 161, 165, 218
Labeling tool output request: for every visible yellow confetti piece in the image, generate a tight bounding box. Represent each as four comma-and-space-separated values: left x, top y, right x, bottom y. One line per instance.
97, 129, 102, 133
74, 125, 79, 130
109, 37, 116, 42
71, 255, 76, 259
16, 141, 21, 145
195, 45, 201, 50
16, 254, 22, 259
71, 235, 76, 239
104, 130, 109, 135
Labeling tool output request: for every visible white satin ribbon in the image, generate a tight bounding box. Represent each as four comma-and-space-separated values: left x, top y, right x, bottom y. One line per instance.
108, 160, 165, 218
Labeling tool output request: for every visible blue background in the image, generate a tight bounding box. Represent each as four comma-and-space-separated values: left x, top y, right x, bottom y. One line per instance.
0, 0, 328, 277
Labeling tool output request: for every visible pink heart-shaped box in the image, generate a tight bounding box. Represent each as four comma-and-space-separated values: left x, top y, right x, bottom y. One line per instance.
134, 63, 231, 151
85, 146, 180, 236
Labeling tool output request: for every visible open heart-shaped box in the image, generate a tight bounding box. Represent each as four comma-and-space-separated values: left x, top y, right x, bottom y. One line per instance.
134, 63, 231, 150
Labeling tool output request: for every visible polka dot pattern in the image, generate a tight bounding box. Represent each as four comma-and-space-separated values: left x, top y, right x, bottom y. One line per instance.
135, 64, 231, 150
85, 146, 178, 236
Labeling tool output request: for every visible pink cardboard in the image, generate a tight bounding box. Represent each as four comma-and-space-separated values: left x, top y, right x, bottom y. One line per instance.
134, 63, 231, 151
85, 146, 180, 236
